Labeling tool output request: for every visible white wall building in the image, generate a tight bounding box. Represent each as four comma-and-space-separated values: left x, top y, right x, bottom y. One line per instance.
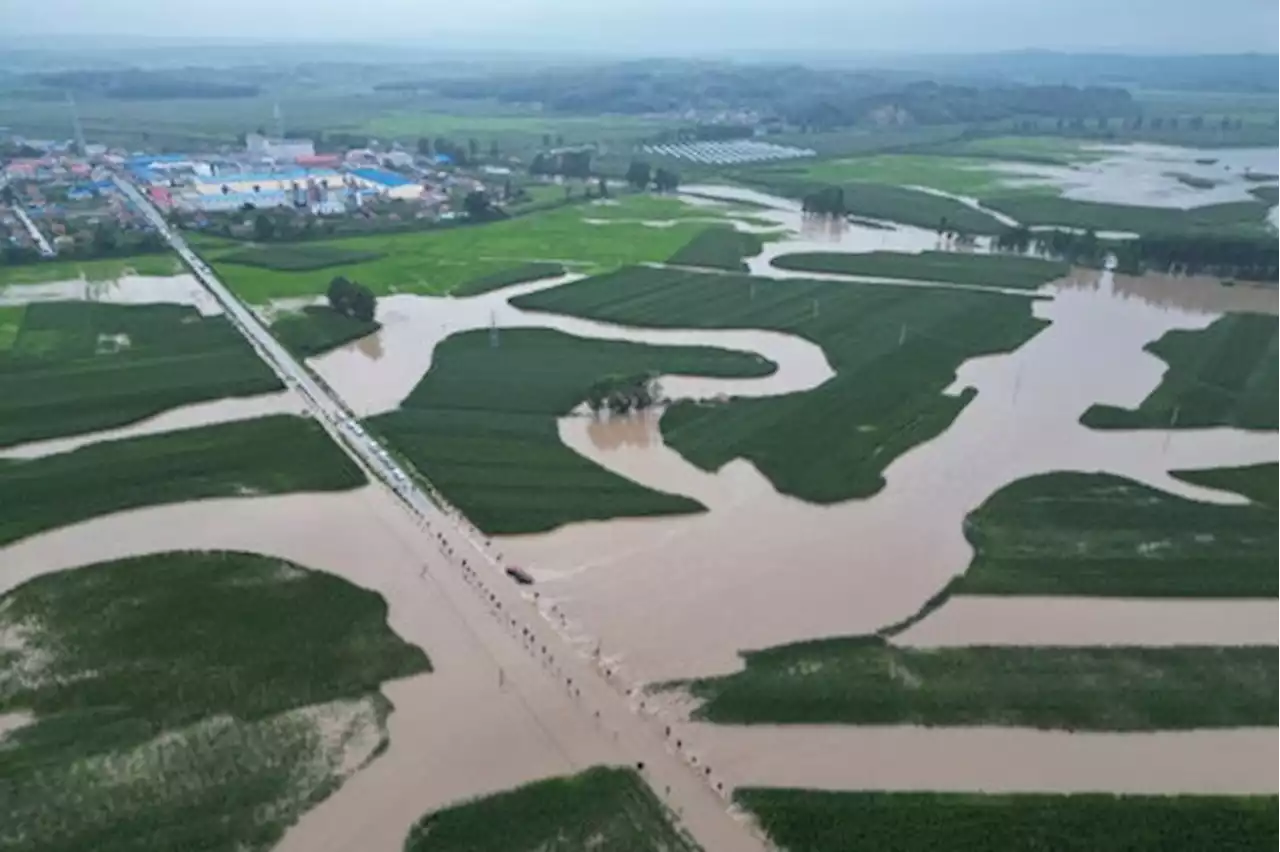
245, 133, 316, 162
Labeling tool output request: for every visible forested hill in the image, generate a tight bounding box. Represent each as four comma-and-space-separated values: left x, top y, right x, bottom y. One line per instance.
381, 61, 1136, 129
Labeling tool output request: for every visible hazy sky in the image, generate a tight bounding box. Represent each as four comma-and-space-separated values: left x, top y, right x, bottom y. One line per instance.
1, 0, 1277, 54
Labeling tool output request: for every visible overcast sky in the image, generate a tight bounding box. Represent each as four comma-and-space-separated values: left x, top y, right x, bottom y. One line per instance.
1, 0, 1276, 54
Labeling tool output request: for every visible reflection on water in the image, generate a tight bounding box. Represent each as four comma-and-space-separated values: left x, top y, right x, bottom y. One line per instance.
0, 274, 222, 316
502, 268, 1278, 681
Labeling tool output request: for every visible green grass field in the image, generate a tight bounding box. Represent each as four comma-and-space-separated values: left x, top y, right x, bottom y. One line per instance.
770, 251, 1068, 289
0, 549, 429, 852
0, 254, 182, 285
795, 153, 1050, 197
0, 305, 22, 351
0, 301, 283, 449
737, 789, 1278, 852
217, 244, 384, 271
451, 261, 567, 296
372, 328, 775, 534
0, 414, 365, 547
513, 266, 1047, 503
676, 637, 1276, 728
742, 175, 1009, 234
982, 193, 1273, 234
403, 767, 699, 852
270, 305, 380, 358
1082, 313, 1277, 431
956, 466, 1277, 598
212, 196, 717, 302
667, 227, 765, 272
924, 135, 1107, 164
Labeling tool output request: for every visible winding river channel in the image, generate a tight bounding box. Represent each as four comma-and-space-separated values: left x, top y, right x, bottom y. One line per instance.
2, 166, 1277, 840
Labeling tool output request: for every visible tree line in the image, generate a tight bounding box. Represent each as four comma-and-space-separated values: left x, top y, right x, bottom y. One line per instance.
326, 276, 377, 323
624, 161, 680, 192
585, 373, 661, 415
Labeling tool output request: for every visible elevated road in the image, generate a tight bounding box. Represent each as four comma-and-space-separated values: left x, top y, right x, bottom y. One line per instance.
112, 174, 767, 852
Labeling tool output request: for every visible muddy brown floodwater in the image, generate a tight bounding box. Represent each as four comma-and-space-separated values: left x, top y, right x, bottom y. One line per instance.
0, 273, 222, 315
501, 267, 1278, 683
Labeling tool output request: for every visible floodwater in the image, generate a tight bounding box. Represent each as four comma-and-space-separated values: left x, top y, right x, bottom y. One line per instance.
501, 267, 1279, 682
0, 273, 223, 316
684, 724, 1278, 795
309, 273, 833, 417
0, 485, 764, 852
0, 390, 303, 460
993, 144, 1280, 209
895, 597, 1280, 648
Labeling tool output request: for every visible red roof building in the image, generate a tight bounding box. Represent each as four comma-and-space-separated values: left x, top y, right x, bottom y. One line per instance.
295, 154, 342, 168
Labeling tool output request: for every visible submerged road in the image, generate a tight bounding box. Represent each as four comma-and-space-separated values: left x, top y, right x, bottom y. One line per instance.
112, 174, 768, 852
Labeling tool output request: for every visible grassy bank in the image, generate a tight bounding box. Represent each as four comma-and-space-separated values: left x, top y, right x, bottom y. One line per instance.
1082, 313, 1277, 431
451, 261, 567, 296
270, 304, 380, 358
0, 301, 283, 449
372, 328, 775, 534
0, 253, 181, 285
211, 195, 722, 302
403, 767, 699, 852
956, 466, 1277, 598
770, 250, 1068, 289
0, 414, 365, 547
0, 549, 429, 852
678, 638, 1276, 728
738, 789, 1278, 852
513, 266, 1047, 503
667, 226, 766, 271
984, 193, 1272, 234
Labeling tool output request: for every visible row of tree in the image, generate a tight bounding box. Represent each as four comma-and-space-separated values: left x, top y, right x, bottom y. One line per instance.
530, 149, 593, 179
326, 276, 378, 323
801, 186, 846, 216
415, 136, 502, 165
585, 373, 662, 415
624, 161, 680, 192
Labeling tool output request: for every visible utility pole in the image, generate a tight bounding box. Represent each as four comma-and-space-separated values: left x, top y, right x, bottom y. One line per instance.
489, 310, 500, 348
273, 101, 285, 139
66, 93, 87, 156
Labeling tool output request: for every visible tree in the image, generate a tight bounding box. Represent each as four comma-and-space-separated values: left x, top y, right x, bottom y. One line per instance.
541, 133, 552, 148
488, 139, 500, 159
253, 213, 276, 242
327, 276, 378, 322
625, 160, 651, 190
554, 134, 564, 146
467, 138, 480, 160
597, 177, 609, 198
416, 137, 433, 156
653, 168, 679, 192
463, 190, 495, 220
349, 285, 376, 322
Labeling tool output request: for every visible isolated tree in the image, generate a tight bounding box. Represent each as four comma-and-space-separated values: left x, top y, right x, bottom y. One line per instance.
463, 190, 493, 220
541, 133, 552, 148
416, 137, 433, 156
488, 139, 500, 159
467, 138, 480, 160
348, 285, 377, 323
625, 160, 651, 190
253, 213, 276, 242
653, 168, 679, 193
598, 177, 609, 198
327, 276, 356, 315
554, 134, 564, 146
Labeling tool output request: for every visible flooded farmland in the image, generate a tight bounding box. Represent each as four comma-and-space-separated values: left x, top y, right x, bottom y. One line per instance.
4, 139, 1276, 844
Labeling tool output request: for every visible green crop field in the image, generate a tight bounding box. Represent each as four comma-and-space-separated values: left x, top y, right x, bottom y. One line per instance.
0, 305, 21, 351
737, 789, 1278, 852
372, 328, 774, 534
451, 261, 567, 296
0, 549, 429, 852
513, 266, 1047, 503
923, 135, 1107, 163
770, 250, 1068, 289
0, 414, 365, 547
667, 227, 766, 272
212, 196, 719, 302
983, 193, 1273, 234
1173, 462, 1278, 508
1082, 313, 1277, 431
0, 301, 282, 449
217, 244, 385, 271
270, 305, 380, 358
675, 637, 1276, 728
403, 767, 700, 852
955, 466, 1277, 598
794, 153, 1050, 197
742, 175, 1009, 234
0, 254, 182, 285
